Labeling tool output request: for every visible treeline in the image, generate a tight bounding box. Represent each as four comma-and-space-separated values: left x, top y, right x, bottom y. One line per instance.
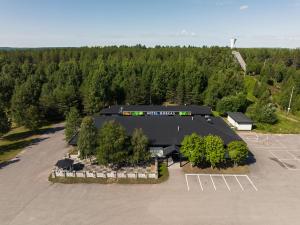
0, 46, 300, 132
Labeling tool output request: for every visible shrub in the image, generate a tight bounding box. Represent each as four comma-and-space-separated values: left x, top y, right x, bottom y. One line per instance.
180, 133, 205, 165
204, 135, 225, 168
228, 141, 249, 166
216, 93, 248, 115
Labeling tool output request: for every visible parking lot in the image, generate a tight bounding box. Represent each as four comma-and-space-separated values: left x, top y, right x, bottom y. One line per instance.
185, 174, 258, 192
1, 129, 300, 225
239, 132, 300, 171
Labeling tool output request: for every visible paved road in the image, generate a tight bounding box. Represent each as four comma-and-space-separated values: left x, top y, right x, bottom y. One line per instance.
1, 128, 300, 225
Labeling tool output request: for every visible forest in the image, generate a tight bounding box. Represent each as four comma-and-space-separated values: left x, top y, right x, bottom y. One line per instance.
0, 45, 300, 134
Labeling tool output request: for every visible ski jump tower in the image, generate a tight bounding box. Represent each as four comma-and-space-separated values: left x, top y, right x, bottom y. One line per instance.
230, 38, 247, 73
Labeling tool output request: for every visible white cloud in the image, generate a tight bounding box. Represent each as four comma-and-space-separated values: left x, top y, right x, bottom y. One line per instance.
178, 29, 197, 37
239, 5, 249, 10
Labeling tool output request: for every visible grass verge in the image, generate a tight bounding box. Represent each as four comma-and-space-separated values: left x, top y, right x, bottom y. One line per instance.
0, 124, 53, 164
254, 111, 300, 134
48, 163, 169, 184
182, 162, 249, 174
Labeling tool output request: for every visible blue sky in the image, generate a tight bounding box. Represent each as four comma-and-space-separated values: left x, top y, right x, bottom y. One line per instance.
0, 0, 300, 48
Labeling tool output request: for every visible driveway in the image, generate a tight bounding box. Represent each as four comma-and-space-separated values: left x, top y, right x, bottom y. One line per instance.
1, 128, 300, 225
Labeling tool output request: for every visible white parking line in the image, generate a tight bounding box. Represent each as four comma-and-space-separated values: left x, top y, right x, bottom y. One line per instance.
269, 151, 290, 170
197, 175, 203, 191
222, 175, 230, 191
185, 174, 190, 191
235, 176, 244, 191
287, 151, 298, 160
185, 174, 257, 192
210, 175, 216, 191
246, 176, 258, 191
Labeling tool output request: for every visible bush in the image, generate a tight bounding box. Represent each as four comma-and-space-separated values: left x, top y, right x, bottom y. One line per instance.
204, 135, 225, 168
253, 103, 278, 124
216, 93, 248, 115
180, 133, 205, 165
228, 141, 249, 166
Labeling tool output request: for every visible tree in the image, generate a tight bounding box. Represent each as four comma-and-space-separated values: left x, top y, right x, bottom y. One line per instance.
97, 120, 128, 168
204, 135, 225, 168
228, 141, 249, 166
65, 107, 81, 141
23, 105, 43, 130
77, 116, 97, 159
253, 103, 278, 124
216, 93, 248, 115
81, 60, 111, 114
0, 109, 10, 136
11, 76, 43, 130
180, 133, 205, 165
130, 128, 150, 165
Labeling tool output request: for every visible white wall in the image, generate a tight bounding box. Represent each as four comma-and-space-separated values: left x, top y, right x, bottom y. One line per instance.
227, 115, 252, 131
236, 123, 252, 131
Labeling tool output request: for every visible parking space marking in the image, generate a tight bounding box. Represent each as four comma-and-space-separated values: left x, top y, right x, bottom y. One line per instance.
185, 173, 190, 191
269, 151, 290, 169
286, 151, 298, 160
197, 175, 203, 191
235, 175, 244, 191
246, 175, 258, 191
185, 174, 257, 192
269, 150, 300, 170
210, 175, 216, 191
222, 175, 230, 191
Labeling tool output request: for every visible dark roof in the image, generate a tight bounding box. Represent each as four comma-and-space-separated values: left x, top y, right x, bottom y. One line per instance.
55, 158, 74, 169
69, 115, 241, 146
100, 105, 212, 115
163, 145, 180, 156
227, 112, 253, 124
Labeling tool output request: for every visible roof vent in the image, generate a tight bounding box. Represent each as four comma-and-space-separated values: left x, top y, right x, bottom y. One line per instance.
120, 106, 123, 113
207, 118, 212, 123
177, 126, 180, 132
192, 116, 194, 120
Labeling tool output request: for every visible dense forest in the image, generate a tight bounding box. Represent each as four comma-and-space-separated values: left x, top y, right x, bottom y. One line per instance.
0, 46, 299, 132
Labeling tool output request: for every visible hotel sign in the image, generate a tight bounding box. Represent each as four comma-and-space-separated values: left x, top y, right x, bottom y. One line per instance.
122, 111, 191, 116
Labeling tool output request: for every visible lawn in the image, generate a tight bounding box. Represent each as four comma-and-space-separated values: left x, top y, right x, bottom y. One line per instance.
254, 111, 300, 134
0, 125, 53, 164
244, 75, 258, 102
181, 162, 249, 174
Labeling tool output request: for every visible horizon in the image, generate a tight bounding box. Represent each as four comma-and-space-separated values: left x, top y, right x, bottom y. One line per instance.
0, 0, 300, 48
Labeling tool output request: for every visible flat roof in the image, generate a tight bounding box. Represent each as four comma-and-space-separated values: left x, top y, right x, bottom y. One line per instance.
69, 115, 241, 146
227, 112, 253, 124
100, 105, 212, 115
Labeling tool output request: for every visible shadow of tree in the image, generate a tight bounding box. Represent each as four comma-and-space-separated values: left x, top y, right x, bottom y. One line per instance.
3, 126, 64, 142
0, 157, 20, 169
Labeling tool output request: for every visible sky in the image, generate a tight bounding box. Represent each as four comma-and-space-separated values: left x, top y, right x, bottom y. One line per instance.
0, 0, 300, 48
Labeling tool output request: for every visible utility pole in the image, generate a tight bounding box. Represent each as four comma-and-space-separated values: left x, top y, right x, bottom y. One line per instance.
287, 86, 295, 115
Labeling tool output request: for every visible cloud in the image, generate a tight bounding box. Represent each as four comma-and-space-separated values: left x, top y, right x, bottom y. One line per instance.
239, 5, 249, 10
178, 29, 197, 37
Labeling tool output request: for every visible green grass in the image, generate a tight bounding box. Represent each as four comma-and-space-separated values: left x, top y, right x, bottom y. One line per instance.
254, 111, 300, 134
244, 75, 257, 102
48, 163, 169, 184
0, 125, 53, 164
